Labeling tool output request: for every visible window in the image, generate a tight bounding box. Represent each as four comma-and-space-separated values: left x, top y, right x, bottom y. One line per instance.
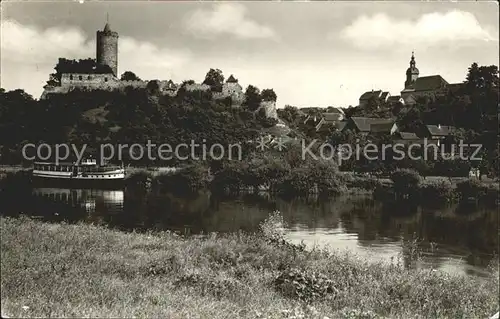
104, 77, 108, 82
79, 75, 83, 80
88, 76, 91, 80
69, 75, 73, 80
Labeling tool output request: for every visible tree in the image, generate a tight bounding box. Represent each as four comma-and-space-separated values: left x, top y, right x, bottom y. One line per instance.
146, 80, 160, 95
261, 88, 277, 102
243, 85, 262, 111
120, 71, 141, 81
202, 68, 224, 92
391, 169, 422, 197
277, 105, 301, 128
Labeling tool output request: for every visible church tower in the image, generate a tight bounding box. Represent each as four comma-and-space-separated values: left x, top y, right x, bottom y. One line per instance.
96, 18, 118, 76
404, 51, 419, 89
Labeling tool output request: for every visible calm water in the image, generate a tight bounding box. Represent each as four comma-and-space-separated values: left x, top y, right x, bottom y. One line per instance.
0, 187, 498, 278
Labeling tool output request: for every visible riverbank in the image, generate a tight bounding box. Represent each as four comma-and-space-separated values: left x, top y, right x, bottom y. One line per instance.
1, 215, 498, 318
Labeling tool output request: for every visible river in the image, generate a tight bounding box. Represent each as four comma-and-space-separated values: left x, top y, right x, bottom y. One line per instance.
0, 186, 497, 278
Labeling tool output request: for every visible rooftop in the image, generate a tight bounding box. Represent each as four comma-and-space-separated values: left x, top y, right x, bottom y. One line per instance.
359, 90, 382, 100
411, 75, 449, 92
398, 132, 419, 140
349, 117, 395, 132
425, 125, 455, 136
226, 75, 238, 83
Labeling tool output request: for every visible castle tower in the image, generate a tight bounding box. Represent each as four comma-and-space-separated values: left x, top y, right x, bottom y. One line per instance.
96, 20, 118, 76
404, 51, 419, 88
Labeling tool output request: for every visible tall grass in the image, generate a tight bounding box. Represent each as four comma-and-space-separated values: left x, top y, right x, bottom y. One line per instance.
1, 215, 498, 318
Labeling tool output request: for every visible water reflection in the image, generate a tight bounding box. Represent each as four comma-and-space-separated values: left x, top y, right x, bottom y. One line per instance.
0, 187, 497, 278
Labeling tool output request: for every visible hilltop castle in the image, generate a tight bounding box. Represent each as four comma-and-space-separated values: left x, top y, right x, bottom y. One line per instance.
41, 22, 257, 112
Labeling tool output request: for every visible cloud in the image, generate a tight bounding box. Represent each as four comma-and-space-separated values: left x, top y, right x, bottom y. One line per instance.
339, 10, 498, 50
0, 19, 192, 97
119, 38, 192, 80
1, 20, 94, 63
184, 3, 276, 39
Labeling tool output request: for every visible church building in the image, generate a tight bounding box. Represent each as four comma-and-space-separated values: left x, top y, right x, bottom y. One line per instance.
400, 52, 463, 104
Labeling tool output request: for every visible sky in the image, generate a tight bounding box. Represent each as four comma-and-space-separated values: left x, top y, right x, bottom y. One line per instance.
1, 0, 499, 108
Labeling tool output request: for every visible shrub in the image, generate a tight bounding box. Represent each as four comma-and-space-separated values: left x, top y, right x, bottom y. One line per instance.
391, 169, 422, 196
0, 170, 32, 194
259, 211, 305, 254
456, 179, 486, 201
276, 167, 313, 195
211, 161, 246, 193
125, 170, 153, 192
482, 183, 499, 206
153, 163, 210, 194
343, 174, 383, 191
309, 160, 346, 195
419, 178, 454, 204
274, 267, 336, 302
262, 157, 291, 192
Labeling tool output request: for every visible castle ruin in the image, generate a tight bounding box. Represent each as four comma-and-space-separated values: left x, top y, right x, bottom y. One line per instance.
40, 22, 282, 119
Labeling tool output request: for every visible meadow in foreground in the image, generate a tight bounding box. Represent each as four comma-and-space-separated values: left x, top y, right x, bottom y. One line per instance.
1, 213, 498, 318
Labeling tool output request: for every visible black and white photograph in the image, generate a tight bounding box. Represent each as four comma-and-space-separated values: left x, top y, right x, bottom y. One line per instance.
0, 1, 499, 318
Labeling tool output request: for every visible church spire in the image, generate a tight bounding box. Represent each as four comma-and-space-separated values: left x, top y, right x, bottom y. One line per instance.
410, 51, 415, 67
405, 51, 419, 89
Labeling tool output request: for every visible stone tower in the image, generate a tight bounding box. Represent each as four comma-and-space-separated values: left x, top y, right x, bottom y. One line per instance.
404, 51, 419, 88
96, 21, 118, 76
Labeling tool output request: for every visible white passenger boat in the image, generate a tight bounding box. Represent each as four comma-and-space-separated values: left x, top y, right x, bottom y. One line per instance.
32, 159, 125, 187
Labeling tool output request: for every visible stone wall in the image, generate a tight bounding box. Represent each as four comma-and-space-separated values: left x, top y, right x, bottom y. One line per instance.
259, 100, 278, 119
44, 76, 255, 112
61, 73, 118, 86
183, 83, 211, 92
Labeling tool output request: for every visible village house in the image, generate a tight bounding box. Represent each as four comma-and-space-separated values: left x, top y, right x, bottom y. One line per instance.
341, 117, 398, 135
358, 90, 390, 108
302, 107, 345, 132
393, 131, 439, 146
386, 95, 405, 105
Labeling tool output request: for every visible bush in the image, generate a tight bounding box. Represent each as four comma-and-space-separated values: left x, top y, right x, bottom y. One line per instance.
153, 163, 210, 194
309, 160, 346, 195
391, 169, 422, 196
125, 170, 153, 192
0, 170, 32, 194
211, 161, 246, 193
274, 267, 336, 302
276, 167, 313, 195
342, 173, 383, 191
456, 179, 486, 201
419, 178, 454, 204
482, 183, 499, 206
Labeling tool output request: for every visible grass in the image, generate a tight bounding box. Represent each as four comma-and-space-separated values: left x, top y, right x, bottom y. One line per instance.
1, 213, 498, 319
